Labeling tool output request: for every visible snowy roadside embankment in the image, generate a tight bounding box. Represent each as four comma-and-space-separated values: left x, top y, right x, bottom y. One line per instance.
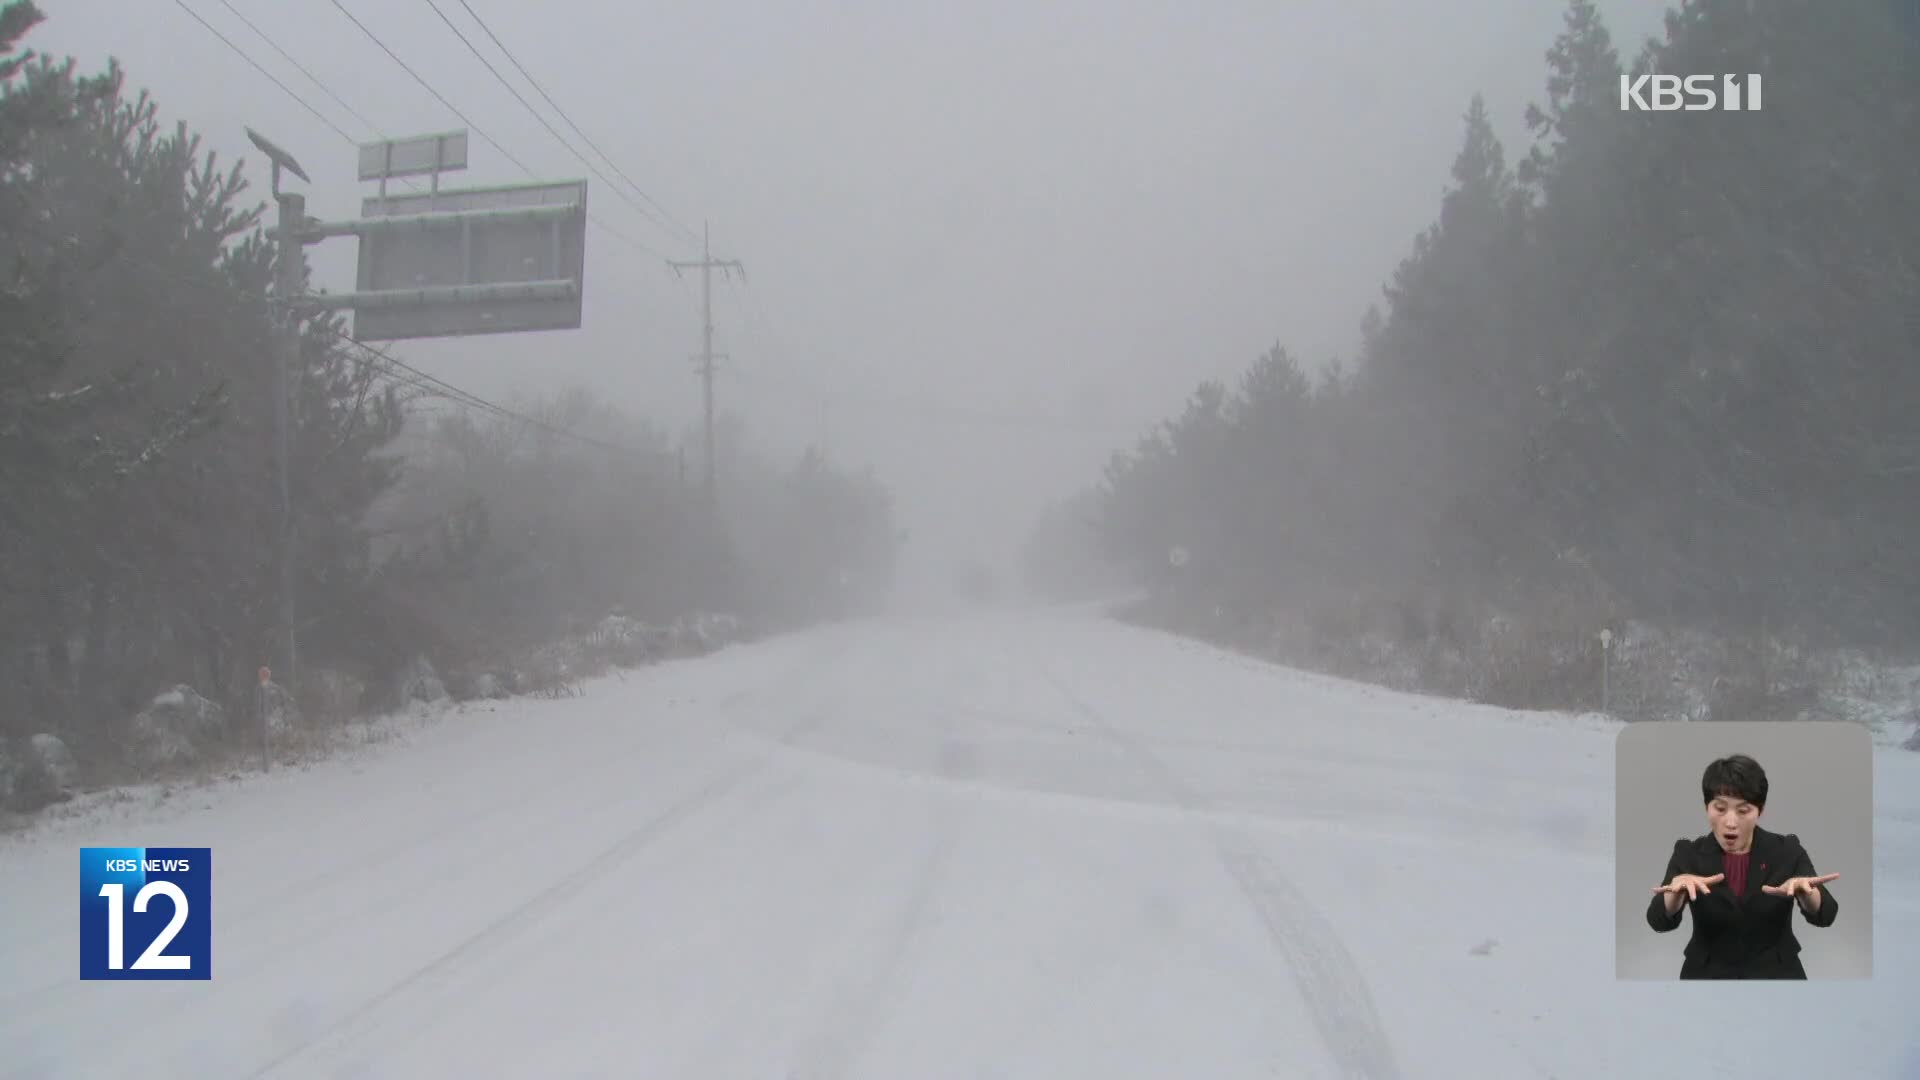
1117, 596, 1920, 751
0, 611, 757, 833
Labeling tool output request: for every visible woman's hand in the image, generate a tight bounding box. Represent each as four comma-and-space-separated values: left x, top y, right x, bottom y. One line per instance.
1762, 873, 1839, 912
1653, 872, 1723, 915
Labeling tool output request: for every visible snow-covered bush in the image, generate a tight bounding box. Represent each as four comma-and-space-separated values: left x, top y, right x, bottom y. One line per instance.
395, 657, 448, 706
128, 686, 227, 768
0, 734, 77, 812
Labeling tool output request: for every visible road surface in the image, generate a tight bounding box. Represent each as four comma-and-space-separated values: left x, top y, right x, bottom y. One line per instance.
4, 610, 1917, 1078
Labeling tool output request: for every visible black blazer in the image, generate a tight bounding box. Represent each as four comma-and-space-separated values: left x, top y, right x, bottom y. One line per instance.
1646, 824, 1838, 979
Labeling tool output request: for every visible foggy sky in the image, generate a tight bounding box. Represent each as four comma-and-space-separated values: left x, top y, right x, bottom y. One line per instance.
34, 0, 1672, 602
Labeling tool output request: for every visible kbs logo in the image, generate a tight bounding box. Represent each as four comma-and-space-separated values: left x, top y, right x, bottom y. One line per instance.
79, 847, 211, 980
1620, 73, 1762, 111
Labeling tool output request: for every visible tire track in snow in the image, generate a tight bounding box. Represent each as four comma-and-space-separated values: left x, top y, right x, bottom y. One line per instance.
300, 769, 815, 1075
1044, 667, 1403, 1080
784, 797, 957, 1080
243, 643, 857, 1078
245, 756, 777, 1078
783, 655, 988, 1080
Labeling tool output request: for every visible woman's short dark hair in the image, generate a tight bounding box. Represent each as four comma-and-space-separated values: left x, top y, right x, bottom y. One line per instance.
1702, 754, 1768, 808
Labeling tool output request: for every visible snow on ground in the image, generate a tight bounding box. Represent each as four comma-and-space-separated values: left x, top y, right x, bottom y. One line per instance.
3, 610, 1917, 1079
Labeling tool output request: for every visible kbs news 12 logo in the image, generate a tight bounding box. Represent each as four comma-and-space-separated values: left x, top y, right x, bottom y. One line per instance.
1620, 72, 1763, 111
79, 847, 211, 980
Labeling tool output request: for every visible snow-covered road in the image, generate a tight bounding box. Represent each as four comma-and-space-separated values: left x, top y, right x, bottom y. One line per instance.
5, 611, 1918, 1078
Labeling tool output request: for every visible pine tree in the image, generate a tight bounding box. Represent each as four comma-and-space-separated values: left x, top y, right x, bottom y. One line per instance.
1, 6, 409, 747
1520, 0, 1625, 197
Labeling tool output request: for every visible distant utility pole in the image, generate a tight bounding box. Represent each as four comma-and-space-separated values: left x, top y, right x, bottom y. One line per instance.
669, 222, 743, 509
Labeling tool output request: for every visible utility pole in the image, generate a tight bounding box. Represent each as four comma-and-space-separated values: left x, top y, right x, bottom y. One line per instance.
274, 188, 303, 694
250, 128, 312, 698
669, 222, 743, 510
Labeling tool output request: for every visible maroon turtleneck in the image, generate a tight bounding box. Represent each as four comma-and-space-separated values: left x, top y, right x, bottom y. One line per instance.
1722, 849, 1751, 897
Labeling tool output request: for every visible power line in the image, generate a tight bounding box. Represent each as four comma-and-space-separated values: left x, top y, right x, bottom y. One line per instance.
592, 212, 670, 260
339, 332, 670, 462
344, 340, 667, 465
326, 0, 536, 177
583, 215, 660, 258
424, 0, 693, 250
170, 2, 426, 197
171, 0, 356, 144
215, 0, 386, 140
327, 335, 521, 416
353, 346, 510, 419
327, 0, 669, 260
452, 0, 699, 246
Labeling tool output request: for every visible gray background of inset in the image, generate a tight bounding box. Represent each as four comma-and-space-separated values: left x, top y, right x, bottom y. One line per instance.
1615, 720, 1873, 980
